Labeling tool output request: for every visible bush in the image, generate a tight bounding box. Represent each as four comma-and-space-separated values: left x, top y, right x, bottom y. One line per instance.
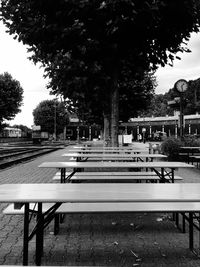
183, 135, 200, 147
161, 136, 183, 160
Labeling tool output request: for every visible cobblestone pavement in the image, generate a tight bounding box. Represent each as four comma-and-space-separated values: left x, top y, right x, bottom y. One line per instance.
0, 143, 200, 266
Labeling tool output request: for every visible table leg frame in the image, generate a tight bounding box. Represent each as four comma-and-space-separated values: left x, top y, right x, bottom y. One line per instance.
152, 168, 175, 183
22, 202, 62, 266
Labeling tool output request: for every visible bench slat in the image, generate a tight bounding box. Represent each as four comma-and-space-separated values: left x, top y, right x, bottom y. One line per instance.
0, 266, 97, 267
53, 171, 158, 179
56, 171, 159, 176
3, 201, 200, 215
53, 172, 183, 181
70, 175, 183, 181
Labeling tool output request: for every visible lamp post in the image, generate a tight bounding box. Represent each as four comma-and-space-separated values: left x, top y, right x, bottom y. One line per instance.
174, 79, 188, 139
142, 127, 146, 143
54, 101, 57, 141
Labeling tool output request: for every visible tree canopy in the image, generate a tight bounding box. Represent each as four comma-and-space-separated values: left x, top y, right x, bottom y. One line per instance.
32, 99, 69, 135
1, 0, 200, 144
0, 72, 23, 128
2, 1, 199, 67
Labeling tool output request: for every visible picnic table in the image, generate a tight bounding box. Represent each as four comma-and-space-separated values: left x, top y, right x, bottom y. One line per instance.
68, 148, 148, 154
180, 147, 200, 157
1, 182, 200, 265
62, 152, 167, 162
73, 145, 144, 150
39, 161, 193, 183
180, 147, 200, 164
181, 147, 200, 152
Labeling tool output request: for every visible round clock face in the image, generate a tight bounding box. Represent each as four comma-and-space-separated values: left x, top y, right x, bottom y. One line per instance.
175, 79, 188, 92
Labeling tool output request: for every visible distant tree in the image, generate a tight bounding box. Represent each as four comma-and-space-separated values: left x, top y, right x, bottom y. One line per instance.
13, 124, 31, 137
0, 72, 23, 129
183, 78, 200, 114
32, 99, 69, 135
165, 78, 200, 115
139, 94, 171, 117
13, 124, 31, 132
140, 77, 200, 117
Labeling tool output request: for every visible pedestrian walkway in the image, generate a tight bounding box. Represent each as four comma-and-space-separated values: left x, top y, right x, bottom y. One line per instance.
0, 142, 199, 266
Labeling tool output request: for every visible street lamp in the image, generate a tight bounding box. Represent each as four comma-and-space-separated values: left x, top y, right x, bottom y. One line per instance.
174, 79, 188, 139
54, 101, 57, 141
142, 127, 146, 143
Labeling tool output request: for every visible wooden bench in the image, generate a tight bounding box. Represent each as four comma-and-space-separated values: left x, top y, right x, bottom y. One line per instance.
0, 266, 98, 267
52, 171, 183, 183
178, 152, 190, 162
179, 149, 200, 164
189, 156, 200, 167
53, 171, 159, 177
3, 201, 198, 240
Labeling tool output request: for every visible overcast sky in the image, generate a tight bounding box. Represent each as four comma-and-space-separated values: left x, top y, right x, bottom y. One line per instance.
0, 21, 200, 127
0, 22, 54, 128
155, 31, 200, 93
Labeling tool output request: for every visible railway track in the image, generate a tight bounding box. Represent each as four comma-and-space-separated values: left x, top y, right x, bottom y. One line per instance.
0, 146, 62, 169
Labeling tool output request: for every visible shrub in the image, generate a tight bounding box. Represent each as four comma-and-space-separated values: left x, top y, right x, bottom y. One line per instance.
161, 136, 183, 160
183, 135, 200, 147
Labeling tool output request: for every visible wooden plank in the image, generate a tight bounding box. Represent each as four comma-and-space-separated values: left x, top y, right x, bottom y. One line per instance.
39, 161, 193, 169
63, 153, 167, 159
0, 183, 199, 203
52, 173, 183, 181
69, 175, 183, 181
0, 266, 98, 267
73, 146, 138, 149
68, 149, 148, 153
53, 171, 158, 177
190, 156, 200, 159
4, 200, 200, 215
181, 147, 200, 150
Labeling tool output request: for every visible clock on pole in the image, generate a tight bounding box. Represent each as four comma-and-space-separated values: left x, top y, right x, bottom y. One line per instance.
174, 79, 188, 93
174, 79, 188, 139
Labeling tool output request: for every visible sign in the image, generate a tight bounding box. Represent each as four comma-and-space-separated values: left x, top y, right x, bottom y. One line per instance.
69, 118, 79, 123
32, 125, 41, 131
123, 134, 132, 144
142, 128, 146, 133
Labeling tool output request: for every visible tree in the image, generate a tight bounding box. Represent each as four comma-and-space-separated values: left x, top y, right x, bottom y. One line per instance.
0, 72, 23, 128
119, 71, 156, 121
32, 99, 69, 135
13, 124, 32, 137
1, 1, 200, 145
184, 78, 200, 114
139, 94, 171, 117
140, 77, 200, 117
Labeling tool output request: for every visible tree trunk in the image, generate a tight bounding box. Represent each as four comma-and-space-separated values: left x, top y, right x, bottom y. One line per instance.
102, 88, 112, 147
103, 44, 119, 147
110, 89, 119, 147
110, 63, 119, 147
63, 125, 66, 140
103, 112, 111, 147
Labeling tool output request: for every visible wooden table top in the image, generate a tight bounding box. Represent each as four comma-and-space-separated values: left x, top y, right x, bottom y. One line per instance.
69, 149, 148, 153
39, 161, 193, 169
62, 153, 167, 158
73, 146, 145, 150
0, 183, 199, 203
181, 147, 200, 150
